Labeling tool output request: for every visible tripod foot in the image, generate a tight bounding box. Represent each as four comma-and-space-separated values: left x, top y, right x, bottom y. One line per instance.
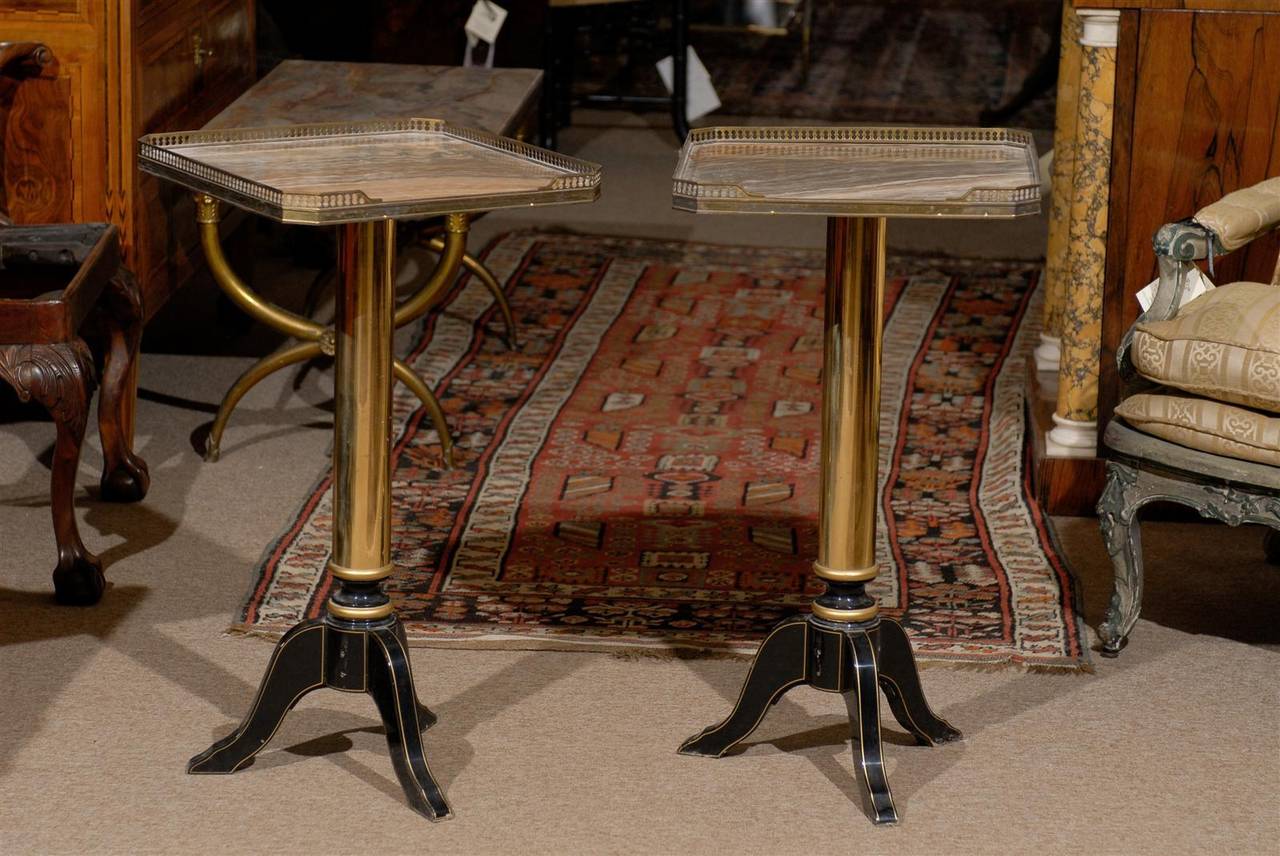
369, 626, 452, 821
876, 619, 961, 746
188, 617, 451, 821
679, 614, 956, 825
678, 615, 808, 757
846, 630, 896, 825
188, 619, 326, 774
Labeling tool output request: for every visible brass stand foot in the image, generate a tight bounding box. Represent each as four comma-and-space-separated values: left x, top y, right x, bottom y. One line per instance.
425, 239, 520, 348
188, 616, 451, 821
679, 614, 958, 826
205, 341, 323, 462
393, 359, 455, 469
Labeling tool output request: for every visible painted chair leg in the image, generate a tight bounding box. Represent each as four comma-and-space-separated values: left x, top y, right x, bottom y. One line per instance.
1097, 463, 1145, 657
0, 341, 103, 604
92, 269, 150, 503
1264, 529, 1280, 566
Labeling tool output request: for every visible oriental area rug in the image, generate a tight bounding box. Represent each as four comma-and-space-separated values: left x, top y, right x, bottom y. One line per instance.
235, 231, 1088, 670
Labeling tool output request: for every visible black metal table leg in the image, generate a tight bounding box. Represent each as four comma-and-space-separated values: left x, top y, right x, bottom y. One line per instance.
678, 217, 958, 825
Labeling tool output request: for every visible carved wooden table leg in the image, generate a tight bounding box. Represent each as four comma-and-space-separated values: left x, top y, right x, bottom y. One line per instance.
88, 268, 151, 503
0, 340, 103, 604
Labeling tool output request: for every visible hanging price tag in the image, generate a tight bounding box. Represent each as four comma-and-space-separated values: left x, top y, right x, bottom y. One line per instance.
464, 0, 507, 45
1136, 266, 1215, 313
656, 47, 721, 122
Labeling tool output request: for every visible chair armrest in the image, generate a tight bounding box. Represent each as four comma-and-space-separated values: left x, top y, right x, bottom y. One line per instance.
1194, 176, 1280, 252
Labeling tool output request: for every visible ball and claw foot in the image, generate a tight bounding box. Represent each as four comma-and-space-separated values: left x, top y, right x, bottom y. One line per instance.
52, 550, 106, 606
188, 617, 451, 822
100, 456, 150, 503
679, 615, 959, 825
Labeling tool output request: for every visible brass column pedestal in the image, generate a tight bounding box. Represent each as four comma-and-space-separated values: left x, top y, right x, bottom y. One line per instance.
669, 123, 1039, 826
678, 217, 960, 825
141, 117, 601, 822
187, 221, 451, 820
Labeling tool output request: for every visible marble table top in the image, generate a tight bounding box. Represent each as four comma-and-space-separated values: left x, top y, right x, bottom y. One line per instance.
206, 61, 542, 136
672, 126, 1041, 218
139, 119, 600, 225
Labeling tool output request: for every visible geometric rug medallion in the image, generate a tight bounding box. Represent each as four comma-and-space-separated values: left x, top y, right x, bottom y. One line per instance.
235, 231, 1089, 670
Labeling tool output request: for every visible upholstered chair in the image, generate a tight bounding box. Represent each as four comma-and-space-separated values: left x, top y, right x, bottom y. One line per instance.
1098, 176, 1280, 656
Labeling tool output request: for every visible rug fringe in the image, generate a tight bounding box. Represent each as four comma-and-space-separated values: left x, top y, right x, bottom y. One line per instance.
224, 623, 1095, 672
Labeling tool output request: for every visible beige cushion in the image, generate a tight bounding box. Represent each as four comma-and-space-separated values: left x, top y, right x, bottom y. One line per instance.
1195, 176, 1280, 252
1115, 393, 1280, 466
1132, 281, 1280, 413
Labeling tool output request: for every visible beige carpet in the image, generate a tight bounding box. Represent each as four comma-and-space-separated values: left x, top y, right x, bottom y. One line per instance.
1, 118, 1277, 855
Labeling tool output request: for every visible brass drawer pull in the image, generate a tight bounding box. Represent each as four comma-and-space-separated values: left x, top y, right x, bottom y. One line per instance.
193, 34, 214, 70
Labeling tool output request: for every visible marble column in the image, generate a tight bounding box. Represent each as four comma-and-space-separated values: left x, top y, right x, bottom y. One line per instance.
1046, 8, 1118, 459
1036, 1, 1084, 374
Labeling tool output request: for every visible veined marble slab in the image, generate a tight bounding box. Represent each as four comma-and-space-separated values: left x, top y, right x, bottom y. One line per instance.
139, 120, 600, 225
673, 126, 1041, 218
206, 61, 541, 136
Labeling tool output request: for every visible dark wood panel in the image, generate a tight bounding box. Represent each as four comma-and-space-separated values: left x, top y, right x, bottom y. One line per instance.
1075, 0, 1277, 10
1099, 9, 1280, 428
137, 25, 203, 134
202, 0, 255, 98
1026, 364, 1106, 516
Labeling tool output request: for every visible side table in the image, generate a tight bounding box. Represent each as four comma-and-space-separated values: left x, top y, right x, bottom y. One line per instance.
670, 126, 1041, 824
197, 62, 544, 462
139, 118, 600, 820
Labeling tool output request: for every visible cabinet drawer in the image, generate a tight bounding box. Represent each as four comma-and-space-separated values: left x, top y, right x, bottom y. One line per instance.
137, 23, 203, 133
201, 0, 254, 100
136, 0, 253, 133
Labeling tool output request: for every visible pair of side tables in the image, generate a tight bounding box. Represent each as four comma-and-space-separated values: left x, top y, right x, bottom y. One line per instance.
138, 120, 1040, 825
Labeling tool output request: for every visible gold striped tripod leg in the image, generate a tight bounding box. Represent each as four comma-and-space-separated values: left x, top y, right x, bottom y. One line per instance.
679, 217, 959, 827
188, 221, 451, 822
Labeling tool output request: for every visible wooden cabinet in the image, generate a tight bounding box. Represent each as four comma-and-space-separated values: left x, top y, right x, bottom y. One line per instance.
0, 0, 255, 320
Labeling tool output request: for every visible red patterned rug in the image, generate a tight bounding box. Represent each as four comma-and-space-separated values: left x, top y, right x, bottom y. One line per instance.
236, 231, 1088, 669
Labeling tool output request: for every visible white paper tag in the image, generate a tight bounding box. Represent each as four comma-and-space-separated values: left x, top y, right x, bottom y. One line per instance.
1136, 266, 1214, 312
656, 47, 721, 122
464, 0, 507, 45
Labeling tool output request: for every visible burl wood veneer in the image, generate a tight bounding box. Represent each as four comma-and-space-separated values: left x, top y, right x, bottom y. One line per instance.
0, 0, 255, 320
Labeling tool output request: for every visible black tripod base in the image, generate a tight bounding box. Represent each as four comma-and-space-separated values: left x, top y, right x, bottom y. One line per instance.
679, 614, 959, 825
188, 615, 451, 821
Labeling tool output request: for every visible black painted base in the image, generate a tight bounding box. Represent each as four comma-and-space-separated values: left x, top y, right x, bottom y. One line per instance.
679, 614, 960, 825
188, 615, 450, 821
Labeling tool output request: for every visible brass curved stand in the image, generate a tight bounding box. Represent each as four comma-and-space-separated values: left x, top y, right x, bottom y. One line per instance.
423, 238, 519, 347
196, 195, 470, 465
